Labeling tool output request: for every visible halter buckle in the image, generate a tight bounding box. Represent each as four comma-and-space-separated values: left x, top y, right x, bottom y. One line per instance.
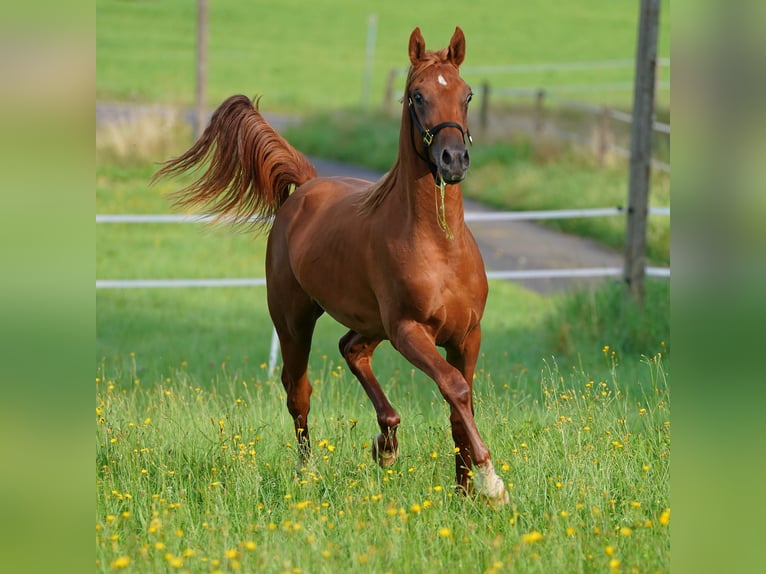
422, 130, 434, 148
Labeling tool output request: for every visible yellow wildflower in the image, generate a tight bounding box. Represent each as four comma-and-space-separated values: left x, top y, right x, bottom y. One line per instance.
110, 556, 131, 569
522, 530, 543, 544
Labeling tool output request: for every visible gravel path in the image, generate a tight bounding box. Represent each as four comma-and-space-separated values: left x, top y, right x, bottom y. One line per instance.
97, 102, 623, 293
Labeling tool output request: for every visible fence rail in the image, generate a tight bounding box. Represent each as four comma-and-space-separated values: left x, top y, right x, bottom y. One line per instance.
384, 57, 670, 106
97, 207, 669, 226
385, 57, 671, 81
96, 267, 670, 290
383, 58, 671, 172
96, 207, 670, 287
98, 206, 670, 372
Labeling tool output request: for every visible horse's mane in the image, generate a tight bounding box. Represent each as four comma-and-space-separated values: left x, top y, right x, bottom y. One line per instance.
358, 48, 452, 216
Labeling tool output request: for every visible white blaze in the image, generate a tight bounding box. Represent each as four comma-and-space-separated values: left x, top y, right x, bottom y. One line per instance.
438, 74, 448, 86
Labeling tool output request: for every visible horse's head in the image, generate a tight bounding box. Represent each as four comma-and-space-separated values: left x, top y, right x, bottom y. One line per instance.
406, 27, 473, 184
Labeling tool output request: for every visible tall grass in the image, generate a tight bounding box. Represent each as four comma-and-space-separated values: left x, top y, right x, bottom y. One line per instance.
96, 351, 669, 573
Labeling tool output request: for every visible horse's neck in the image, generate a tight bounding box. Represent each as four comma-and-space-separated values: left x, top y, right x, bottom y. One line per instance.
397, 157, 466, 240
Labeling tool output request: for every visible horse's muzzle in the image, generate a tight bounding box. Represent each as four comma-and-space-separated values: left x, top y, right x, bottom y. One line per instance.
437, 144, 470, 183
434, 145, 471, 183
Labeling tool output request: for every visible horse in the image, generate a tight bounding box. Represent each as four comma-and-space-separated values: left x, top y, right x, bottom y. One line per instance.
154, 26, 509, 505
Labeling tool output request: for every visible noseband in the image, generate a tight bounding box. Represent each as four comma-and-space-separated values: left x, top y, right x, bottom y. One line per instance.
408, 97, 472, 182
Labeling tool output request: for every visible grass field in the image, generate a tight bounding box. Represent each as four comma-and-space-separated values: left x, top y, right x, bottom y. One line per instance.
96, 350, 669, 574
97, 154, 669, 572
96, 0, 671, 112
97, 3, 670, 571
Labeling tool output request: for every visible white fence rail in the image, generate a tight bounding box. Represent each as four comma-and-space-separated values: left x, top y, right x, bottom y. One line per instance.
97, 207, 670, 373
97, 267, 669, 290
97, 207, 669, 226
96, 207, 670, 287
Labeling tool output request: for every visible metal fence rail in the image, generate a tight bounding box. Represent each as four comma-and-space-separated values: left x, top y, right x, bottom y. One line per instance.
97, 206, 670, 372
97, 207, 670, 225
96, 207, 671, 287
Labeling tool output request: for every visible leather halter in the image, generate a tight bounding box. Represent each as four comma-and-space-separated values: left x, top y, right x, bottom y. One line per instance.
408, 96, 472, 182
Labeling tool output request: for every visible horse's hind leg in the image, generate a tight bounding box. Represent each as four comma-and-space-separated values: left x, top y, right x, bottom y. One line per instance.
268, 288, 322, 465
339, 330, 401, 467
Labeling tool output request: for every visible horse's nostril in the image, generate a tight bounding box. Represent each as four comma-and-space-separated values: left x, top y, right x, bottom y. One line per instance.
441, 149, 452, 165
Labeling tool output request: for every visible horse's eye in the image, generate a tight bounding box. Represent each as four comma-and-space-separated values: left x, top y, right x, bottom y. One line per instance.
413, 93, 424, 105
466, 92, 473, 105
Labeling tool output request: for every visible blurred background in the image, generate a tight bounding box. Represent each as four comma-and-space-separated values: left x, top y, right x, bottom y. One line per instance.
96, 0, 671, 382
0, 0, 757, 571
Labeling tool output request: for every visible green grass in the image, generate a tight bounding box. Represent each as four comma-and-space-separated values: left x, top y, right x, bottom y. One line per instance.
98, 3, 672, 569
96, 0, 670, 112
97, 153, 669, 572
96, 352, 670, 573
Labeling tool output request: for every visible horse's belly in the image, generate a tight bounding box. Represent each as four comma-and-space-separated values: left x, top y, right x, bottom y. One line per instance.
291, 252, 385, 336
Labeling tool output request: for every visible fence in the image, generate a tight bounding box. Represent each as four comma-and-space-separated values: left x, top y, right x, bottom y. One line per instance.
97, 208, 670, 371
383, 58, 671, 109
383, 58, 671, 172
96, 208, 671, 287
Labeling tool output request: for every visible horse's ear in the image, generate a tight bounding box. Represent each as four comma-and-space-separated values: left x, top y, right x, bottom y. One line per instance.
409, 27, 426, 66
448, 26, 466, 68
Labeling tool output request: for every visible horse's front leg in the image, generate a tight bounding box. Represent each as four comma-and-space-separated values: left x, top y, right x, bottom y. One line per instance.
445, 325, 481, 493
392, 321, 508, 506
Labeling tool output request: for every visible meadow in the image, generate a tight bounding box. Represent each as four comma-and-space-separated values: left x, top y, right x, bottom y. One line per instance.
97, 151, 670, 572
96, 0, 671, 112
97, 1, 670, 571
96, 347, 669, 574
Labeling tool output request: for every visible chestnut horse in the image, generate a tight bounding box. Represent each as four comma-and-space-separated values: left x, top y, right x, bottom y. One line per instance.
155, 27, 508, 505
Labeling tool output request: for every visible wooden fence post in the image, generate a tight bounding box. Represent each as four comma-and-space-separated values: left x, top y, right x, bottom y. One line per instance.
361, 13, 378, 108
598, 106, 611, 167
194, 0, 208, 139
480, 82, 490, 132
623, 0, 660, 305
534, 89, 545, 139
383, 68, 397, 115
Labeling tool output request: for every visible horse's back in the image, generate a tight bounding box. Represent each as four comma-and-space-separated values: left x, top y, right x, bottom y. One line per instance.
267, 177, 388, 337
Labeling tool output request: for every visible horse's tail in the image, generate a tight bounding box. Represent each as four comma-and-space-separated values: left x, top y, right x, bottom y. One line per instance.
153, 95, 316, 227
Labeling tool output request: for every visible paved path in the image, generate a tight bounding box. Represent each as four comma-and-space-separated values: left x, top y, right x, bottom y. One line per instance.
310, 158, 623, 293
97, 102, 624, 293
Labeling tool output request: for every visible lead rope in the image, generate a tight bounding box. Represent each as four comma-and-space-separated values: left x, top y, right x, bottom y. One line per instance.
434, 175, 453, 240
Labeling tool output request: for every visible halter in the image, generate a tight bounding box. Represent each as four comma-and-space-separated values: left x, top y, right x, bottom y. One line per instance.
407, 96, 473, 240
407, 96, 472, 183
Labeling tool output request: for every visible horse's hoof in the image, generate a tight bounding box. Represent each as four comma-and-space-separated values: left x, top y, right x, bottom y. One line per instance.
481, 488, 510, 507
371, 434, 398, 468
474, 461, 509, 507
